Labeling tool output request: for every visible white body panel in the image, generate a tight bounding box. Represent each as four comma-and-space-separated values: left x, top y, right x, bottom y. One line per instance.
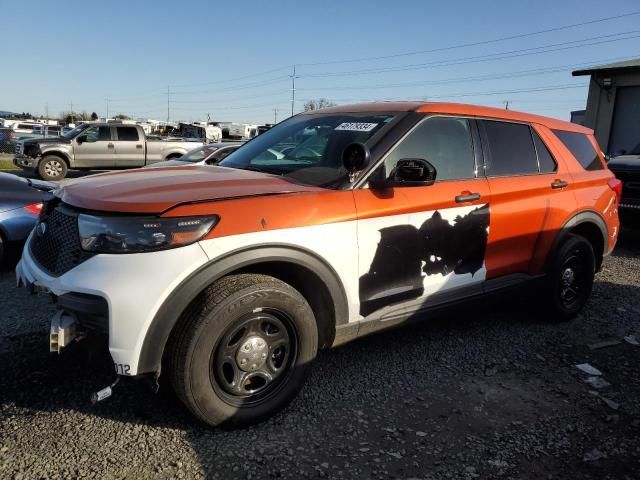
16, 204, 488, 375
17, 237, 210, 374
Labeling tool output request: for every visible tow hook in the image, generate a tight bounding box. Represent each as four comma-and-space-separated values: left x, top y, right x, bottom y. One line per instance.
49, 311, 79, 353
90, 377, 120, 405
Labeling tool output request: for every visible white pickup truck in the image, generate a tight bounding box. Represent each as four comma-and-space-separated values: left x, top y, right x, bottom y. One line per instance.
14, 123, 203, 180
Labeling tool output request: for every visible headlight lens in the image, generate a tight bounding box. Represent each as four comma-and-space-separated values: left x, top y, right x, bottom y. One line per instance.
78, 214, 218, 253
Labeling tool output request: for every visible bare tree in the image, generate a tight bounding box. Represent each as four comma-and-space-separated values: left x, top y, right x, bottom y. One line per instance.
303, 98, 336, 112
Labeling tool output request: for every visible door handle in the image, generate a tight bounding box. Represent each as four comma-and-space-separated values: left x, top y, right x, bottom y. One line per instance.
107, 143, 114, 148
455, 192, 481, 203
136, 144, 143, 149
551, 180, 568, 189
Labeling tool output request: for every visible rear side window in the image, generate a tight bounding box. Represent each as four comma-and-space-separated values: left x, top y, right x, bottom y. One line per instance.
479, 120, 538, 176
116, 126, 139, 141
553, 130, 602, 171
531, 130, 557, 173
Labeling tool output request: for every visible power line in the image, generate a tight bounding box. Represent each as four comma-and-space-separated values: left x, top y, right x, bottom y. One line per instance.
295, 82, 588, 104
298, 30, 640, 78
60, 10, 640, 105
296, 10, 640, 67
296, 54, 639, 92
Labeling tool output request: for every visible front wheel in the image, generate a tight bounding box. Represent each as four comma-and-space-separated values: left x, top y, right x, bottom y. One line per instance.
543, 234, 595, 320
167, 274, 318, 427
37, 155, 68, 181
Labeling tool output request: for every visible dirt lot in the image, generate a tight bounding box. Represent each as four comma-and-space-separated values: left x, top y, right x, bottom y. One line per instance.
1, 225, 639, 479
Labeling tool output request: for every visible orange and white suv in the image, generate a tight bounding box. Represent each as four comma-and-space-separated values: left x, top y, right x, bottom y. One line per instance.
16, 102, 620, 426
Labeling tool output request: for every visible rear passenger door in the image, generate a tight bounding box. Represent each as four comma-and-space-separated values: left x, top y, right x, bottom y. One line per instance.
478, 119, 576, 279
114, 126, 145, 167
354, 115, 491, 318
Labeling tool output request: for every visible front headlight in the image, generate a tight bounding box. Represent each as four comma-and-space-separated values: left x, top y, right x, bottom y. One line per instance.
78, 214, 218, 253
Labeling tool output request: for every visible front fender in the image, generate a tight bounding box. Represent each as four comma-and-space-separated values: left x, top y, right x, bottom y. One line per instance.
136, 244, 349, 375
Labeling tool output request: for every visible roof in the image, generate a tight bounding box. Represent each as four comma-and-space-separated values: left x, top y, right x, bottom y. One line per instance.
572, 58, 640, 76
305, 101, 592, 134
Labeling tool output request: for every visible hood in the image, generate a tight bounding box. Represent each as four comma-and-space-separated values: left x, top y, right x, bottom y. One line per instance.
608, 155, 640, 171
57, 165, 322, 214
19, 136, 70, 146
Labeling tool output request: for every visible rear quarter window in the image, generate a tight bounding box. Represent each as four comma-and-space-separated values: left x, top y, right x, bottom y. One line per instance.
552, 130, 603, 171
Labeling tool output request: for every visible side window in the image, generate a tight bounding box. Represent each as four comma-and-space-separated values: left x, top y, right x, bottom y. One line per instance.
116, 127, 140, 141
531, 130, 557, 173
85, 126, 111, 141
480, 120, 538, 176
552, 130, 602, 171
382, 116, 475, 181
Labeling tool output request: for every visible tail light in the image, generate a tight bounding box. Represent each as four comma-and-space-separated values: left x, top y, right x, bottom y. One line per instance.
23, 202, 43, 216
608, 178, 622, 203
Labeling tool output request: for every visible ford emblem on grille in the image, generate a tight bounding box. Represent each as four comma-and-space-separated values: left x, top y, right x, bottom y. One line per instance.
37, 222, 47, 237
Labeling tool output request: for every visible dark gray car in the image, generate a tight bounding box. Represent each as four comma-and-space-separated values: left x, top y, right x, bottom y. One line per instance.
0, 173, 54, 265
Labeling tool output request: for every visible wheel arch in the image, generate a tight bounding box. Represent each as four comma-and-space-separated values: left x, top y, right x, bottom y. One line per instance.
546, 210, 608, 272
39, 151, 71, 167
164, 151, 184, 160
137, 244, 349, 375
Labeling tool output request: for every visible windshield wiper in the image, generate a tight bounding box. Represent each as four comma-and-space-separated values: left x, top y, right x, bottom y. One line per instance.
234, 165, 283, 176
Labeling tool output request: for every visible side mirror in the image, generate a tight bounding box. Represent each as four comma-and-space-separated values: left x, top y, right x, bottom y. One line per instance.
76, 135, 85, 144
370, 158, 437, 189
342, 142, 370, 178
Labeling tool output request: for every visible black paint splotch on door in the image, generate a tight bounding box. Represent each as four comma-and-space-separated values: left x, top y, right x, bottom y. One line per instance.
359, 205, 490, 316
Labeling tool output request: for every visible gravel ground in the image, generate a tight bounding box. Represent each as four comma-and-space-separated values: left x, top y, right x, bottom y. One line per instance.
1, 225, 639, 479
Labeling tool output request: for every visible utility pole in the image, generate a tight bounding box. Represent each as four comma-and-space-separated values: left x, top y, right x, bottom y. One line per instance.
290, 65, 298, 117
44, 103, 48, 121
70, 100, 74, 124
166, 86, 170, 124
273, 108, 279, 124
105, 98, 110, 120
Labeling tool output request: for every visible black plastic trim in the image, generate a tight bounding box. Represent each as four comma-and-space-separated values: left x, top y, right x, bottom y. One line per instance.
544, 210, 609, 270
57, 292, 109, 333
137, 244, 349, 374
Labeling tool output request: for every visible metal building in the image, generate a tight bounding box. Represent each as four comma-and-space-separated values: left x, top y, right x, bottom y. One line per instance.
573, 59, 640, 156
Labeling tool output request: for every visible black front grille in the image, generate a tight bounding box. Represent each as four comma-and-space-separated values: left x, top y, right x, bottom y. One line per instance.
30, 203, 95, 277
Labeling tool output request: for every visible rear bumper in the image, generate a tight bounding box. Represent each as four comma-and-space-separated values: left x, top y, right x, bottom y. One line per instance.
16, 235, 210, 375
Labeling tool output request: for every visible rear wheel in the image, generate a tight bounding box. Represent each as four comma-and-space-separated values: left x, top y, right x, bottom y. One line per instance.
167, 274, 318, 427
543, 234, 595, 320
38, 155, 67, 181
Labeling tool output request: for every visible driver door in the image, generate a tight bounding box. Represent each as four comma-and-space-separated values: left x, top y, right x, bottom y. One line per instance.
354, 115, 491, 318
74, 125, 113, 168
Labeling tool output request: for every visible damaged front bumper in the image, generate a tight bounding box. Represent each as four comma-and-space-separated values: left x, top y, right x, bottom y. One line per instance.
13, 154, 38, 170
16, 235, 210, 375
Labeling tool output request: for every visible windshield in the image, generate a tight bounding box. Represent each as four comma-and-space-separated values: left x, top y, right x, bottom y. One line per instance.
179, 145, 220, 162
219, 113, 395, 188
63, 124, 89, 139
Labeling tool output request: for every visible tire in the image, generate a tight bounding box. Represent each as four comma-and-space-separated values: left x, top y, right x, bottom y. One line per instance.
37, 155, 68, 181
0, 234, 4, 267
542, 234, 595, 321
167, 274, 318, 427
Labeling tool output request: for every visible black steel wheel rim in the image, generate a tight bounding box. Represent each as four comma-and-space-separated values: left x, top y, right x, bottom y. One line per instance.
210, 308, 298, 407
558, 246, 589, 310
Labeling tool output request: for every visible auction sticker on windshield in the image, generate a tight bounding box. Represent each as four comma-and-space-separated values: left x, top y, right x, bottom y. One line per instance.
335, 122, 378, 132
